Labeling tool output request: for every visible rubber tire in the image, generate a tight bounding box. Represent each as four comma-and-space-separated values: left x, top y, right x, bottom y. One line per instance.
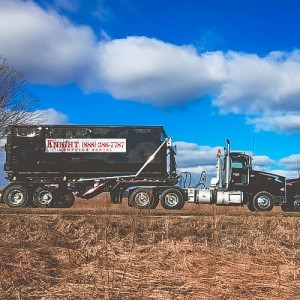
160, 188, 184, 210
281, 204, 294, 212
3, 184, 30, 208
33, 187, 54, 208
150, 192, 159, 209
252, 191, 274, 212
294, 196, 300, 211
129, 188, 153, 209
247, 201, 256, 212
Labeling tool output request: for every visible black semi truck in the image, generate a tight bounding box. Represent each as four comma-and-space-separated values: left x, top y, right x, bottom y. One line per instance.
1, 125, 300, 211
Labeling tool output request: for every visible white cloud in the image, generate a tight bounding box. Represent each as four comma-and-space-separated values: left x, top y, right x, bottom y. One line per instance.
174, 141, 221, 168
96, 42, 300, 132
1, 1, 300, 132
268, 169, 299, 179
213, 51, 300, 114
252, 155, 274, 167
0, 0, 98, 86
247, 112, 300, 133
96, 38, 225, 106
279, 154, 300, 171
36, 108, 69, 124
177, 165, 217, 176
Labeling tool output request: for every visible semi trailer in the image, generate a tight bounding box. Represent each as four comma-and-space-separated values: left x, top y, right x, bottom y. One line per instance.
1, 124, 300, 211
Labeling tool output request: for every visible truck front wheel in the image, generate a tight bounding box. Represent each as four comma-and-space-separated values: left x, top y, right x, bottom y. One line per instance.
3, 184, 30, 208
252, 191, 274, 212
160, 188, 184, 210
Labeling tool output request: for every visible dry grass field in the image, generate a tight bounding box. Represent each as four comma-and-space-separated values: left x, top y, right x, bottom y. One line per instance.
0, 194, 299, 299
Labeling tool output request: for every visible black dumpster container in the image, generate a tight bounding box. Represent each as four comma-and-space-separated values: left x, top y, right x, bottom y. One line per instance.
4, 125, 169, 179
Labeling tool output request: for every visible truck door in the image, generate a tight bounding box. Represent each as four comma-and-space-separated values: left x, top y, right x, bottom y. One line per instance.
230, 155, 250, 186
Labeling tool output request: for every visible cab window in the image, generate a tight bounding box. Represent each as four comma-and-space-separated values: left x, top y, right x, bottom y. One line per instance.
232, 159, 247, 170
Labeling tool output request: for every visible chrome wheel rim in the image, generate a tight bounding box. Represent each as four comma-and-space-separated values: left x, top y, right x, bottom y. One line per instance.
165, 193, 179, 207
8, 190, 24, 205
257, 195, 271, 210
135, 192, 150, 206
37, 190, 53, 205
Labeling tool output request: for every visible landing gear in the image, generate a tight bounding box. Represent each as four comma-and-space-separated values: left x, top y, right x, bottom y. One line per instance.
56, 192, 75, 208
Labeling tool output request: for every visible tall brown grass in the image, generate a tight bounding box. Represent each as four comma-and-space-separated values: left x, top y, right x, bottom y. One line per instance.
0, 198, 299, 299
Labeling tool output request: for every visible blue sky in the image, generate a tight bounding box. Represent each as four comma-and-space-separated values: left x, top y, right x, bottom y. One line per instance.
1, 0, 300, 185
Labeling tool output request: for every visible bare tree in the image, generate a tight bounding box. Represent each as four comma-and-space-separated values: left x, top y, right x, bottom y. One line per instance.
0, 57, 41, 144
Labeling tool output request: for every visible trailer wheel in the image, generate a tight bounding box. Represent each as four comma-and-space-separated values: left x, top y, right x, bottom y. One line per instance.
160, 188, 184, 210
150, 192, 160, 209
129, 188, 153, 209
33, 187, 54, 208
281, 197, 295, 212
3, 184, 30, 208
252, 191, 274, 212
294, 196, 300, 211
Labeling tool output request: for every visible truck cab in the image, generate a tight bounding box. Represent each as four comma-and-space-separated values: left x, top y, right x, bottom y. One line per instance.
227, 152, 285, 205
209, 140, 286, 211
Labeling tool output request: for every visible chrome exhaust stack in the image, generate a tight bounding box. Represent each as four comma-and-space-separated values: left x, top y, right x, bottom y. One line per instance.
225, 139, 231, 189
